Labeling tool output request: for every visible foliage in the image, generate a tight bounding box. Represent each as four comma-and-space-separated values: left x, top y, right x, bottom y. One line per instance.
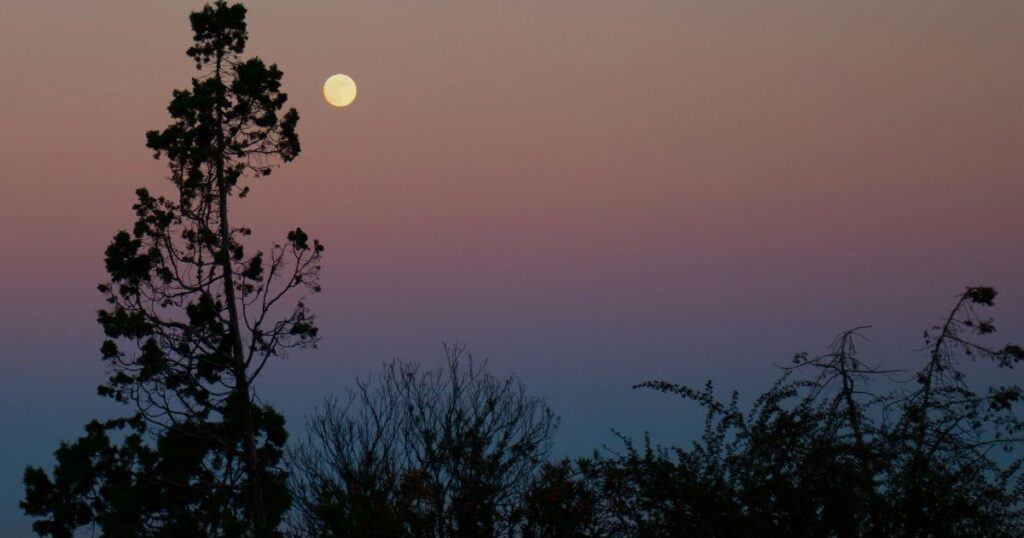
288, 345, 559, 537
520, 287, 1024, 537
22, 2, 317, 536
520, 458, 608, 538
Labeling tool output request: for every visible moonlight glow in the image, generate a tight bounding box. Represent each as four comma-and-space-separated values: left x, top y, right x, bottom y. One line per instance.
323, 74, 357, 107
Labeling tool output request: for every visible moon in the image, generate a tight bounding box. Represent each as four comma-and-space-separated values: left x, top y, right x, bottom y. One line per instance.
323, 74, 357, 107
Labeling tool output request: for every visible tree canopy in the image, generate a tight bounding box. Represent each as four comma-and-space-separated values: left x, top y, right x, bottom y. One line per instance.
518, 287, 1024, 537
22, 2, 319, 536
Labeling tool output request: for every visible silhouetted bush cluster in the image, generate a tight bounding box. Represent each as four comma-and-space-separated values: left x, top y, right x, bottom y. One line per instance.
518, 289, 1024, 537
288, 345, 557, 538
281, 288, 1023, 538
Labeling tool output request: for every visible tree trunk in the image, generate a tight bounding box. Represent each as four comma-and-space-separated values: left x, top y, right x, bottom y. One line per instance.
215, 51, 269, 537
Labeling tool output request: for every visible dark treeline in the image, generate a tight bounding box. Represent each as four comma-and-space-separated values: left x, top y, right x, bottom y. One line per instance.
23, 287, 1024, 537
20, 2, 1024, 537
284, 293, 1024, 538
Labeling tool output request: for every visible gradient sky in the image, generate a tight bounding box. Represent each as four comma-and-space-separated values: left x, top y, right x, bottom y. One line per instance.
3, 1, 1024, 534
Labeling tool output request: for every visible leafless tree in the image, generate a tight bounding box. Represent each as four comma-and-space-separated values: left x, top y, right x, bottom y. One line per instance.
289, 345, 559, 537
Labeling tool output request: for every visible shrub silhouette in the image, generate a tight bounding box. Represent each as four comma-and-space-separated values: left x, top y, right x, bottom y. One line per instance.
288, 345, 559, 538
520, 287, 1024, 537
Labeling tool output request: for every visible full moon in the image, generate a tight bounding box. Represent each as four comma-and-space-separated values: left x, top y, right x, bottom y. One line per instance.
323, 74, 357, 107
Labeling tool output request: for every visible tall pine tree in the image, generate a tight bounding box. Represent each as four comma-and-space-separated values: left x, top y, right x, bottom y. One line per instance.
22, 2, 321, 536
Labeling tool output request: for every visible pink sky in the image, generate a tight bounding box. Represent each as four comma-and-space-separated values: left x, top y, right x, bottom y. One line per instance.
2, 2, 1024, 533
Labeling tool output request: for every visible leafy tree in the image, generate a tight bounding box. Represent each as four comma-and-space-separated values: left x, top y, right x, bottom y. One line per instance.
523, 287, 1024, 537
887, 287, 1024, 536
22, 2, 320, 536
288, 345, 559, 537
520, 458, 608, 538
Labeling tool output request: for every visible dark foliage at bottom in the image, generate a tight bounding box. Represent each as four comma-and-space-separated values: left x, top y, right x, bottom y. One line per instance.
519, 287, 1024, 537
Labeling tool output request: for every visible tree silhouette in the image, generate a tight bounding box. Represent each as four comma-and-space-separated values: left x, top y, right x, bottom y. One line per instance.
888, 287, 1024, 536
22, 2, 320, 536
520, 287, 1024, 537
288, 345, 559, 537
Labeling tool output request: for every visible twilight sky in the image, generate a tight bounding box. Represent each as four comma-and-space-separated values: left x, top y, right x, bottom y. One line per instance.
2, 1, 1024, 534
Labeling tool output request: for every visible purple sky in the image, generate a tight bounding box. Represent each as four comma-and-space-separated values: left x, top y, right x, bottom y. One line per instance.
3, 1, 1024, 534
